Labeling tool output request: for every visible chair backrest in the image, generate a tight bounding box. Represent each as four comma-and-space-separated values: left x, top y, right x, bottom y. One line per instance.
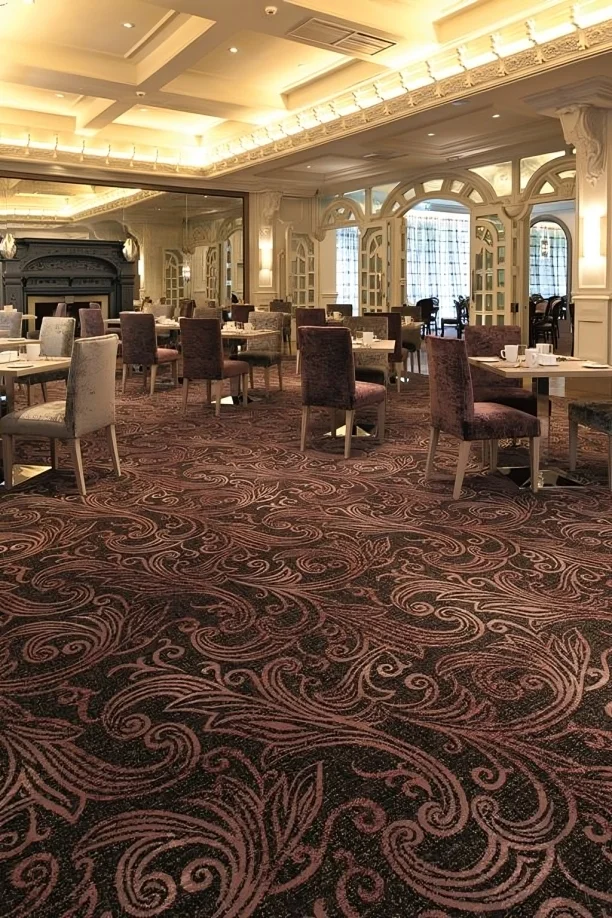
144, 302, 172, 319
300, 326, 356, 409
464, 325, 521, 391
54, 303, 67, 317
194, 305, 223, 321
296, 308, 326, 349
326, 303, 353, 318
79, 307, 105, 338
417, 298, 436, 322
180, 317, 224, 379
119, 312, 157, 365
65, 334, 118, 438
232, 304, 251, 324
426, 337, 474, 439
269, 301, 291, 314
248, 311, 282, 354
344, 316, 388, 340
178, 299, 196, 318
0, 310, 23, 338
377, 312, 403, 361
40, 316, 75, 358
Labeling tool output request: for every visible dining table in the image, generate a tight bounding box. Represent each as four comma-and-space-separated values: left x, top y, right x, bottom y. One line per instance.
0, 337, 28, 352
468, 355, 612, 487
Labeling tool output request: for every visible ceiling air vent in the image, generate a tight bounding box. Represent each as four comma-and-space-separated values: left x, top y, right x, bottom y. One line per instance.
288, 18, 395, 56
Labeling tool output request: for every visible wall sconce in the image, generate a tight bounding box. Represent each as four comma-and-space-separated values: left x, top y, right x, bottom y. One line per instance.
259, 227, 274, 287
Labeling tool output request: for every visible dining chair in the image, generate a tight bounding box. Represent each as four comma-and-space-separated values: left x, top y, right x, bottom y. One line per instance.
377, 312, 409, 392
119, 312, 179, 395
180, 317, 250, 416
194, 306, 224, 321
568, 402, 612, 489
295, 308, 326, 374
425, 337, 541, 498
299, 326, 386, 459
326, 304, 353, 318
230, 311, 283, 397
343, 316, 389, 386
25, 316, 75, 405
0, 310, 23, 338
417, 298, 439, 336
178, 299, 196, 319
79, 306, 105, 338
231, 304, 251, 324
269, 301, 292, 355
464, 325, 537, 415
1, 334, 121, 497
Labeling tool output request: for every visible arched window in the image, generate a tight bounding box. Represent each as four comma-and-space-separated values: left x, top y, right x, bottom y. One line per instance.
164, 250, 185, 307
336, 226, 359, 313
529, 219, 569, 298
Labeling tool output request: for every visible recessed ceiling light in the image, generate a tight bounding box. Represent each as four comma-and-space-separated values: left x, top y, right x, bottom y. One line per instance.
229, 46, 239, 53
55, 93, 65, 98
306, 165, 311, 169
136, 91, 146, 97
123, 22, 135, 28
492, 113, 500, 118
427, 132, 435, 136
140, 107, 148, 112
451, 100, 466, 107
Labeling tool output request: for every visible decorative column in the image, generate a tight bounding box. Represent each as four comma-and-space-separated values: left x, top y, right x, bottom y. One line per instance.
559, 103, 612, 385
249, 190, 282, 307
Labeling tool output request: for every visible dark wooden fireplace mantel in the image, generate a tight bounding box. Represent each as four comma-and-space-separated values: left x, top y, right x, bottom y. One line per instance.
0, 238, 138, 318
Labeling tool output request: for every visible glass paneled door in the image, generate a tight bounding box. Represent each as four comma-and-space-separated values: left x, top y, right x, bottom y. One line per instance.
360, 225, 387, 313
471, 214, 509, 326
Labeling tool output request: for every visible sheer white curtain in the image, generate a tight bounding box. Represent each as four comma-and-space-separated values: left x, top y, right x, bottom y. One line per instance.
406, 210, 470, 317
336, 226, 359, 313
530, 223, 567, 297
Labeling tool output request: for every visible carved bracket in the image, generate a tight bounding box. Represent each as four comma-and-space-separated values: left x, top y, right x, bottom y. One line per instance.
558, 104, 607, 185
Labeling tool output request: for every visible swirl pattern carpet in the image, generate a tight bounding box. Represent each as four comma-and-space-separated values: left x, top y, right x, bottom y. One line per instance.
1, 362, 611, 918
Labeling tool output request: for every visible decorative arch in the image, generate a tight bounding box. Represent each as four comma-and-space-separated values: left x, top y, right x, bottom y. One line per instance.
528, 213, 572, 299
319, 197, 364, 233
381, 171, 496, 217
522, 155, 576, 205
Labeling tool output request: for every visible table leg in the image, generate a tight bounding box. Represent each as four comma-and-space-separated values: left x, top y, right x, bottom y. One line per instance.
5, 376, 15, 413
534, 376, 551, 462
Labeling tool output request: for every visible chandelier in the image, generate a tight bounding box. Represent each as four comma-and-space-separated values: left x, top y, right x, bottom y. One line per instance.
540, 235, 549, 257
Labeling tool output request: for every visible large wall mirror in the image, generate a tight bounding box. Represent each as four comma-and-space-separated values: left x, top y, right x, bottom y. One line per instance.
0, 177, 246, 328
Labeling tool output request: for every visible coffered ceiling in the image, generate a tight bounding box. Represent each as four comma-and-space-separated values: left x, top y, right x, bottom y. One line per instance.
0, 0, 611, 191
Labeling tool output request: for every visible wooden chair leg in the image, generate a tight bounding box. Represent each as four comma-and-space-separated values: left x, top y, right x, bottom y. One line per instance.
425, 426, 439, 479
26, 382, 32, 406
182, 378, 190, 414
122, 364, 128, 393
50, 439, 58, 470
206, 380, 211, 404
2, 434, 14, 489
214, 380, 222, 417
344, 409, 355, 459
409, 352, 414, 373
377, 399, 386, 443
69, 438, 86, 497
263, 367, 270, 397
300, 406, 310, 451
530, 436, 541, 493
296, 350, 300, 375
453, 441, 471, 499
489, 440, 498, 473
40, 381, 48, 402
277, 361, 283, 391
149, 365, 157, 396
249, 367, 254, 389
242, 374, 248, 406
172, 360, 179, 387
106, 424, 121, 477
395, 362, 402, 393
416, 351, 421, 373
568, 419, 578, 471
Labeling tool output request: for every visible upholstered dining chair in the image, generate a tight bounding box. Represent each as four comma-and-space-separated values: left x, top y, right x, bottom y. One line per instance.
425, 337, 541, 498
231, 304, 251, 324
343, 316, 390, 387
194, 306, 224, 321
464, 325, 537, 415
119, 312, 179, 395
269, 301, 292, 355
180, 317, 250, 416
295, 308, 326, 374
299, 326, 386, 460
79, 306, 105, 338
377, 312, 408, 392
27, 303, 68, 341
178, 298, 196, 319
568, 402, 612, 489
326, 304, 353, 318
417, 298, 438, 336
230, 311, 283, 396
1, 334, 121, 497
0, 310, 23, 338
26, 316, 75, 405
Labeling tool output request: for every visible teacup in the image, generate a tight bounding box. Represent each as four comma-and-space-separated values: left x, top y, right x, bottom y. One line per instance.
26, 342, 41, 360
333, 311, 342, 319
501, 344, 519, 363
536, 343, 553, 355
362, 331, 374, 346
525, 348, 539, 368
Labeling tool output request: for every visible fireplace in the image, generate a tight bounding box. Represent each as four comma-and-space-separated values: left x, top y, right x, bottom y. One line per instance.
1, 239, 138, 321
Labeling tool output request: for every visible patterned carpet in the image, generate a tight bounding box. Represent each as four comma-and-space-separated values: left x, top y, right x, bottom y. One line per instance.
1, 360, 612, 918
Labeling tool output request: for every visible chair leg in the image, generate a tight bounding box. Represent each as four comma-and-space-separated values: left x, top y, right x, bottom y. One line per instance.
377, 400, 386, 443
26, 382, 32, 406
242, 374, 248, 406
296, 350, 301, 375
344, 410, 355, 459
122, 364, 128, 393
149, 365, 157, 396
530, 436, 541, 494
409, 352, 414, 373
277, 361, 283, 391
608, 436, 612, 491
568, 419, 578, 471
106, 424, 121, 477
182, 378, 190, 414
172, 359, 179, 387
68, 438, 86, 497
2, 434, 14, 489
425, 426, 439, 479
40, 381, 48, 402
453, 441, 471, 499
142, 368, 148, 392
249, 367, 254, 389
50, 438, 58, 469
416, 351, 421, 373
395, 362, 402, 393
214, 380, 222, 417
489, 440, 498, 473
264, 367, 270, 397
206, 380, 212, 404
300, 406, 310, 451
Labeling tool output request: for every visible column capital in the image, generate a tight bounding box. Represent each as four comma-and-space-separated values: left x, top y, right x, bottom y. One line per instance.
558, 104, 607, 185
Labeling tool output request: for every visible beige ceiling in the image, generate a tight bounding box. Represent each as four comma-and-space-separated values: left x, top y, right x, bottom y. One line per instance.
0, 0, 604, 187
